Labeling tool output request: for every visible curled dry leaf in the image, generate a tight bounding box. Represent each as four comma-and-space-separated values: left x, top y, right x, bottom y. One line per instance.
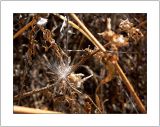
100, 61, 115, 85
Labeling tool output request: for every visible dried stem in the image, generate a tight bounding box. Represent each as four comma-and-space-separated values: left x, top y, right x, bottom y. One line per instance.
70, 13, 146, 113
13, 18, 37, 39
14, 105, 62, 114
70, 13, 106, 52
114, 62, 146, 113
14, 79, 61, 100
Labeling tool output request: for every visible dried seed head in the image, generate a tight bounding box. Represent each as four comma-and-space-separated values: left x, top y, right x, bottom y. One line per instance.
119, 18, 144, 42
119, 18, 133, 31
45, 53, 72, 81
55, 57, 71, 80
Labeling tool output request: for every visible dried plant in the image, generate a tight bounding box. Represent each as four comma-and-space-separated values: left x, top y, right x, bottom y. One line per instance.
13, 13, 147, 114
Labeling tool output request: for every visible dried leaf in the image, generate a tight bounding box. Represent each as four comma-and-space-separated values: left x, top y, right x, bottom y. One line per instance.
100, 61, 115, 85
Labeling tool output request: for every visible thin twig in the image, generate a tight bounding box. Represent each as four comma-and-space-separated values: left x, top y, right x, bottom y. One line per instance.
14, 79, 61, 100
70, 13, 146, 113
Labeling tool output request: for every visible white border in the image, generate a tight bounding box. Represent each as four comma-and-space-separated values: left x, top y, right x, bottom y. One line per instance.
1, 1, 159, 126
